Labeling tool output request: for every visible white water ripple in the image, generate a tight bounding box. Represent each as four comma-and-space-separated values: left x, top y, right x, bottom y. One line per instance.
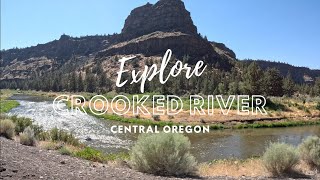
8, 100, 132, 151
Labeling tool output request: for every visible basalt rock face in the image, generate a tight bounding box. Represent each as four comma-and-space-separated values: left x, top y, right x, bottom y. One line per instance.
121, 0, 197, 40
101, 0, 233, 68
100, 31, 222, 65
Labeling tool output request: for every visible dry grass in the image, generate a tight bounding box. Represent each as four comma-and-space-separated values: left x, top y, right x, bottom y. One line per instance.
78, 101, 269, 123
68, 94, 320, 124
39, 141, 81, 151
198, 158, 318, 178
198, 158, 267, 178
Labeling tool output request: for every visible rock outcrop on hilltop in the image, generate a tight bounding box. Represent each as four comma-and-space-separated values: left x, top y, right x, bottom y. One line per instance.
99, 0, 234, 68
121, 0, 197, 40
100, 31, 221, 65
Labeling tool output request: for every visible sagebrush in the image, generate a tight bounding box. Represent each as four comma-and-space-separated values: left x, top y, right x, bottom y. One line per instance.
130, 133, 197, 177
262, 142, 299, 176
299, 136, 320, 167
0, 119, 15, 139
19, 126, 37, 146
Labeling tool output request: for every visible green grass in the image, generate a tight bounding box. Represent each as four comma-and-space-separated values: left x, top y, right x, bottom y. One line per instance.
232, 120, 320, 129
208, 119, 320, 130
72, 102, 320, 131
0, 89, 20, 113
0, 100, 19, 113
73, 147, 129, 162
69, 104, 178, 127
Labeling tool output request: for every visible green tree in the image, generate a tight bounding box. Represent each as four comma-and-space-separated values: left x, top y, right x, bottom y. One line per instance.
77, 72, 84, 92
98, 73, 107, 90
69, 71, 77, 92
283, 72, 295, 97
263, 68, 284, 96
243, 62, 263, 95
314, 77, 320, 96
228, 82, 239, 94
85, 73, 96, 93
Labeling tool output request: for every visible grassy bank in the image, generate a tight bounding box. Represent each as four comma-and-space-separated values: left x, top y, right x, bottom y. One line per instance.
3, 89, 320, 130
0, 89, 20, 113
0, 100, 19, 113
67, 99, 320, 130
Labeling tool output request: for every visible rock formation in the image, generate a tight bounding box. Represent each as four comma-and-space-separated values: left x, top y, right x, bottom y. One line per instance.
121, 0, 197, 40
100, 0, 233, 67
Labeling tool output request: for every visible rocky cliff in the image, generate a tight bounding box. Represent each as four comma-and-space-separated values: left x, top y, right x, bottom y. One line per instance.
99, 0, 234, 68
100, 31, 222, 65
121, 0, 197, 40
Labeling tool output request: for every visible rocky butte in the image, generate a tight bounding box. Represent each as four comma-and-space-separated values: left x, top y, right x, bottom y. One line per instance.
121, 0, 198, 40
100, 0, 234, 68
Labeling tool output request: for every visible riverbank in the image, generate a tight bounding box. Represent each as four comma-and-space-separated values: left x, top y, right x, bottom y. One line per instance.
1, 137, 319, 179
3, 89, 320, 130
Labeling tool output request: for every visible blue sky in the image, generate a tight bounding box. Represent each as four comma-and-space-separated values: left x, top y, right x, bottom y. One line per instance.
1, 0, 320, 69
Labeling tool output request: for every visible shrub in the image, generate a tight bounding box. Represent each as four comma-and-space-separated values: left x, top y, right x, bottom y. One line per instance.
37, 131, 51, 141
130, 133, 197, 177
59, 146, 72, 156
152, 115, 160, 121
262, 142, 299, 176
9, 115, 33, 134
0, 119, 15, 139
0, 115, 44, 136
49, 128, 80, 146
299, 136, 320, 167
19, 126, 36, 146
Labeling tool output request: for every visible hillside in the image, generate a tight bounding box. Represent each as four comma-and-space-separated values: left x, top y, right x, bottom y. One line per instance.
1, 0, 319, 92
0, 0, 235, 83
241, 60, 320, 83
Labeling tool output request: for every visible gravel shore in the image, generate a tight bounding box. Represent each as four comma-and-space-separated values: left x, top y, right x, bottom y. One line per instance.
0, 137, 222, 180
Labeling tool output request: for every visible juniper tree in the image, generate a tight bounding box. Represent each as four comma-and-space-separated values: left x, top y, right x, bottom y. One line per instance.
263, 68, 284, 96
283, 72, 295, 97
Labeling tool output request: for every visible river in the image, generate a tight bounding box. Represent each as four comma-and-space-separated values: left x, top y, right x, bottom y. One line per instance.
8, 94, 320, 162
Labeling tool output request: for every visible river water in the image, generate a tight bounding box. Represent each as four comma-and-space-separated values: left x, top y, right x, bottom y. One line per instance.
8, 94, 320, 162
